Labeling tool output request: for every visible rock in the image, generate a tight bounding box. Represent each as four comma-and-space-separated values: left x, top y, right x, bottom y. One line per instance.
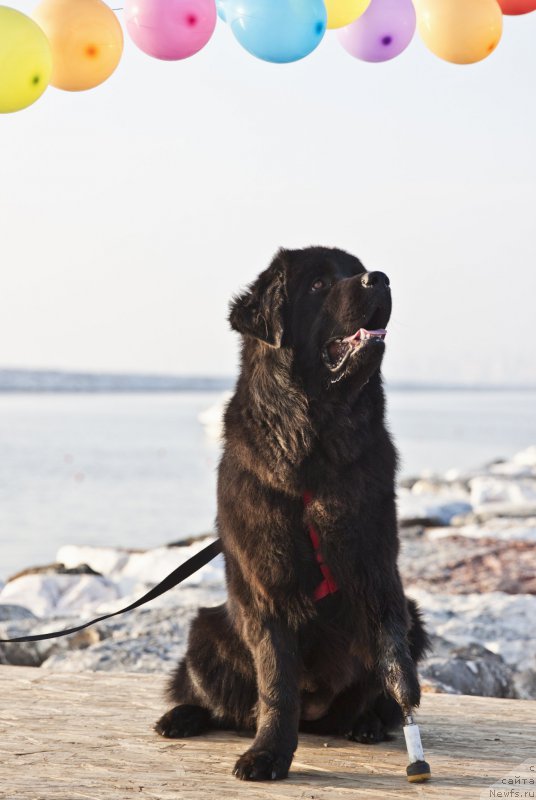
166, 534, 214, 548
402, 534, 536, 595
398, 476, 418, 490
408, 588, 536, 673
41, 605, 202, 673
8, 563, 101, 582
399, 525, 425, 540
513, 669, 536, 700
470, 476, 536, 513
479, 503, 536, 519
397, 488, 472, 527
411, 478, 470, 497
0, 606, 43, 666
421, 643, 515, 698
66, 628, 103, 650
400, 516, 448, 529
113, 543, 223, 588
42, 634, 182, 673
57, 539, 223, 592
0, 640, 44, 668
489, 461, 535, 478
0, 573, 121, 618
1, 443, 534, 703
0, 604, 37, 622
57, 545, 132, 576
420, 676, 459, 694
439, 517, 536, 543
0, 616, 66, 667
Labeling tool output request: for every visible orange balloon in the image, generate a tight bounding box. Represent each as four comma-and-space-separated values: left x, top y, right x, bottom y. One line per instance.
498, 0, 536, 13
414, 0, 503, 64
33, 0, 123, 91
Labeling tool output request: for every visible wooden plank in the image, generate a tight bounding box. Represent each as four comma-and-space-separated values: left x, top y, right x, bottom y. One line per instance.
0, 666, 534, 800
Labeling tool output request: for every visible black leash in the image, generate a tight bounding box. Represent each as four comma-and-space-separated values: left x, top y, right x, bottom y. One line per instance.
0, 539, 222, 644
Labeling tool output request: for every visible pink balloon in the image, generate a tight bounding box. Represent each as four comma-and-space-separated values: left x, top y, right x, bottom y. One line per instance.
124, 0, 217, 60
338, 0, 416, 63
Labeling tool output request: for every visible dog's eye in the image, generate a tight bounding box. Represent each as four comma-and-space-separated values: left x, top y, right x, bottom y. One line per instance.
310, 278, 327, 293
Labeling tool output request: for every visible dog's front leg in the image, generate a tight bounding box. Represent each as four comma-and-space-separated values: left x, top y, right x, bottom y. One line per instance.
233, 619, 299, 782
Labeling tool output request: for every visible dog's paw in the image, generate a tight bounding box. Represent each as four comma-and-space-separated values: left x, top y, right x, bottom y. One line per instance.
233, 748, 293, 781
347, 711, 391, 745
155, 704, 211, 738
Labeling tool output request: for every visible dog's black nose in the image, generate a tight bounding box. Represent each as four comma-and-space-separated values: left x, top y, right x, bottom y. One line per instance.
361, 271, 390, 289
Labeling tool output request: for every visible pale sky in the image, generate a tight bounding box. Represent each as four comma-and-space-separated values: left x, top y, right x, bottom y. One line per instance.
1, 4, 535, 385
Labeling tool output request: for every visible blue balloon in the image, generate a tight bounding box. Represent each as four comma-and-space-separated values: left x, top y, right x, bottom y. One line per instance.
220, 0, 326, 63
216, 0, 227, 22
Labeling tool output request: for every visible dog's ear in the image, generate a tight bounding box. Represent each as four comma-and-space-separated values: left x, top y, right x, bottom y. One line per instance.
229, 250, 288, 348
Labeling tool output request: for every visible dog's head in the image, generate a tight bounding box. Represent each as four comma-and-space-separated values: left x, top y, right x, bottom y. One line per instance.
229, 246, 391, 394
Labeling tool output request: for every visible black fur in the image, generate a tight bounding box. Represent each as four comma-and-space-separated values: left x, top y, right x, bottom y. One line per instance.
156, 246, 430, 781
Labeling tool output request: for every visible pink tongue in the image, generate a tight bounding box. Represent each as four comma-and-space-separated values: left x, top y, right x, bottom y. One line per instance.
344, 328, 387, 343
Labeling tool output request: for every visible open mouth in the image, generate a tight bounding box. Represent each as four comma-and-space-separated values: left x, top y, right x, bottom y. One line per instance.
323, 327, 387, 372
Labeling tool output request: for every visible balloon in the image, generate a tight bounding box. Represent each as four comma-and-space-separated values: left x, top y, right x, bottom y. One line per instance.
414, 0, 503, 65
325, 0, 371, 29
33, 0, 123, 91
220, 0, 327, 63
0, 7, 52, 113
497, 0, 536, 13
124, 0, 217, 61
216, 0, 227, 21
338, 0, 416, 63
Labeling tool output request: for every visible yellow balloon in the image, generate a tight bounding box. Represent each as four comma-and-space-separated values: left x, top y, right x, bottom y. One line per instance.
325, 0, 371, 29
33, 0, 123, 91
414, 0, 502, 65
0, 7, 52, 113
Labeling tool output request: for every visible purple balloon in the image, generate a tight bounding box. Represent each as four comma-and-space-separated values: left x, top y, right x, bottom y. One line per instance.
337, 0, 416, 63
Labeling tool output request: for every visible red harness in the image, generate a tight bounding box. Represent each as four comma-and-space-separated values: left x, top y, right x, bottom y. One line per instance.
302, 491, 339, 601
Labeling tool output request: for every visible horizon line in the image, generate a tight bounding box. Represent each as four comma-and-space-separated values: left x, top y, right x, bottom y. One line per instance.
0, 367, 535, 393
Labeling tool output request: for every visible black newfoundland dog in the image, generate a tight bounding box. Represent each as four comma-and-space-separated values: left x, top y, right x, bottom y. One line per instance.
156, 246, 429, 781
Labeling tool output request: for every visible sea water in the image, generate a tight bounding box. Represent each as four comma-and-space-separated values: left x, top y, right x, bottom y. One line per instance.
1, 389, 535, 578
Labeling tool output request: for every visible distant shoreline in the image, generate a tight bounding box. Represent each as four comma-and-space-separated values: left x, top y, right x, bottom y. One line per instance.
0, 369, 535, 393
0, 370, 233, 393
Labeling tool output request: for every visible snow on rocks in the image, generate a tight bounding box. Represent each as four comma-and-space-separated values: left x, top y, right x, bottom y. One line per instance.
470, 475, 536, 507
0, 537, 226, 673
511, 445, 536, 468
397, 487, 471, 527
57, 539, 225, 598
398, 446, 536, 525
0, 445, 534, 700
0, 573, 121, 619
429, 517, 536, 543
41, 599, 225, 674
408, 588, 536, 674
56, 545, 130, 577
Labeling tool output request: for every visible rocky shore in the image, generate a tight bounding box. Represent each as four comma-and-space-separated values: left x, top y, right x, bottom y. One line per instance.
1, 446, 535, 701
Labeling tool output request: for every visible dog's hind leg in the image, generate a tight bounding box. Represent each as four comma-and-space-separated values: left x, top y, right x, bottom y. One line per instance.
155, 604, 258, 738
349, 597, 430, 744
155, 659, 214, 738
155, 675, 213, 739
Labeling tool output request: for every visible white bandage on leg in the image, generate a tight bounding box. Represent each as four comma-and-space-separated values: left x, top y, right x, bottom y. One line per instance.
403, 722, 425, 764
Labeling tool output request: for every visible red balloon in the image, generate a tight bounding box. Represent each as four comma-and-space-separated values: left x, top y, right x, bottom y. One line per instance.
497, 0, 536, 14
